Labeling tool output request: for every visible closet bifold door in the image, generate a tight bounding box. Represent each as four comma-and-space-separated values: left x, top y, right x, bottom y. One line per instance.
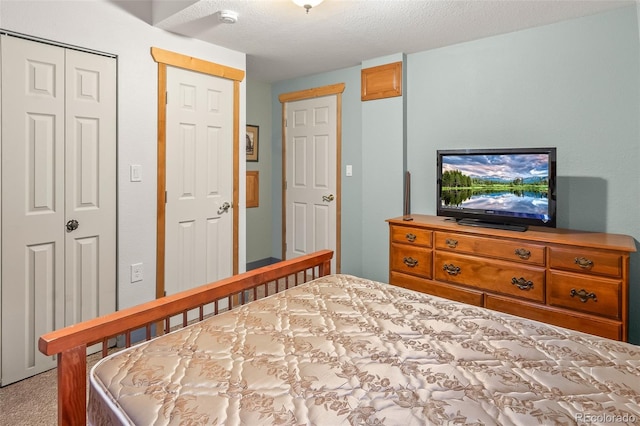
0, 35, 116, 386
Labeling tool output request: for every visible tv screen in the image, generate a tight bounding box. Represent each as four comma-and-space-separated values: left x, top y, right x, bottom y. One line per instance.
436, 148, 557, 231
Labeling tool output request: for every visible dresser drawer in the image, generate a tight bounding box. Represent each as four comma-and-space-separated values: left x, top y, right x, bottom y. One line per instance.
549, 246, 622, 278
486, 294, 622, 340
434, 252, 545, 303
435, 232, 545, 265
548, 271, 621, 319
390, 243, 432, 278
390, 272, 484, 307
390, 225, 432, 247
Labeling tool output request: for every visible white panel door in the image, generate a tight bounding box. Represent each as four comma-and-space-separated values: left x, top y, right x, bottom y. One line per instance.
0, 36, 116, 385
1, 36, 65, 385
164, 66, 233, 297
285, 96, 337, 270
64, 49, 117, 325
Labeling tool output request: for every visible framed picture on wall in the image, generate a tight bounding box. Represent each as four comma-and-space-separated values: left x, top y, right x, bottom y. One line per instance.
246, 125, 259, 162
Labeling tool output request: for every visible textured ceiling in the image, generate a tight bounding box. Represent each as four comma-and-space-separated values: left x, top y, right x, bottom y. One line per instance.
151, 0, 634, 83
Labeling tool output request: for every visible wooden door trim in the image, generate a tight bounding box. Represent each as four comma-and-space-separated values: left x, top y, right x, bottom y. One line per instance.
279, 83, 345, 272
152, 47, 245, 299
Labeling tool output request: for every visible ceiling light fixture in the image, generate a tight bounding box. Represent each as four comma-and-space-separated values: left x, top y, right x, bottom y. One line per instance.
292, 0, 324, 14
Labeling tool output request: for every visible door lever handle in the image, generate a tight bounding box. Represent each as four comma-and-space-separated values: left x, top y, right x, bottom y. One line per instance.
322, 194, 334, 202
218, 202, 231, 215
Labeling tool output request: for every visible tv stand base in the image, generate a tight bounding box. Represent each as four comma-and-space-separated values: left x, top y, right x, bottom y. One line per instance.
456, 218, 528, 232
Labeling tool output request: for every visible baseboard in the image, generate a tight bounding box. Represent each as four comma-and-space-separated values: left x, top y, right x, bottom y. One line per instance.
246, 257, 281, 271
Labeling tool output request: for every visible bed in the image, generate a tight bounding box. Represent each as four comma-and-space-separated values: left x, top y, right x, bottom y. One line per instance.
39, 250, 640, 425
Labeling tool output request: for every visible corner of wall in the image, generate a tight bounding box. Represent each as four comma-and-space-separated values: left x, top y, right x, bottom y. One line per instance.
360, 53, 408, 282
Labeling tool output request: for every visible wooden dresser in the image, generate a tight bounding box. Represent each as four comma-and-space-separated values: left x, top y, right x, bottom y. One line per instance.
387, 214, 636, 341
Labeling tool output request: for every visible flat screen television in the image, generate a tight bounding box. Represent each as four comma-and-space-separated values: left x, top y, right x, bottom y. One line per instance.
436, 147, 557, 231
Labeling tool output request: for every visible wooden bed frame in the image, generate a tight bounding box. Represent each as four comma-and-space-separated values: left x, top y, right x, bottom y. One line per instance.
38, 250, 333, 425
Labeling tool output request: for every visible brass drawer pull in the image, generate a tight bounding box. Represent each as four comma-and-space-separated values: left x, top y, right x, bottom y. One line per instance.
570, 288, 597, 303
574, 257, 594, 269
445, 238, 458, 248
514, 248, 531, 260
443, 263, 460, 276
405, 233, 417, 243
403, 257, 419, 267
511, 277, 534, 290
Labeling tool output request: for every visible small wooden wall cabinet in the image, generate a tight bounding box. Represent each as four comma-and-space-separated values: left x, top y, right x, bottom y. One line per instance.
387, 214, 636, 341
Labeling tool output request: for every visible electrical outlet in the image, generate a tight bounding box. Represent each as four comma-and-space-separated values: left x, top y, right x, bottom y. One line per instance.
131, 263, 143, 283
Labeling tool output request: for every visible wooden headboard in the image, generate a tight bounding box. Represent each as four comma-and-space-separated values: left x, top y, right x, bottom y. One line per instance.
39, 250, 333, 425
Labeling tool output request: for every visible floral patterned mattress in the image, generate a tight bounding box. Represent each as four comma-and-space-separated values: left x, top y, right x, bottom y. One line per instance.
89, 274, 640, 425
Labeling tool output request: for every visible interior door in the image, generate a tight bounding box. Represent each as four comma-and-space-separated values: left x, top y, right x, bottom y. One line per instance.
0, 35, 116, 385
285, 95, 338, 271
1, 36, 65, 385
64, 48, 117, 325
164, 66, 233, 296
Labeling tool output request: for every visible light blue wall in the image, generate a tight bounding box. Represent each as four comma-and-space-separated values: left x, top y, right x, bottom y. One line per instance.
361, 54, 407, 282
271, 5, 640, 343
246, 79, 273, 263
407, 6, 639, 234
407, 6, 640, 343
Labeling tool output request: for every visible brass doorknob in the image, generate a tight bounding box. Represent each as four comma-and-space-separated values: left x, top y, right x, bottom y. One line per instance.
322, 194, 334, 202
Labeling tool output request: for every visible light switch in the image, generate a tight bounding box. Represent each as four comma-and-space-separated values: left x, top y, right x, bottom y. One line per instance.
130, 165, 142, 182
346, 164, 353, 177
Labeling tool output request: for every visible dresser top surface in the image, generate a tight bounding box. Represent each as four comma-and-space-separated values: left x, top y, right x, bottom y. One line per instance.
388, 215, 636, 253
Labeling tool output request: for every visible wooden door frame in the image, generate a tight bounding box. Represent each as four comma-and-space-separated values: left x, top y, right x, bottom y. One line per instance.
279, 83, 345, 272
151, 47, 245, 299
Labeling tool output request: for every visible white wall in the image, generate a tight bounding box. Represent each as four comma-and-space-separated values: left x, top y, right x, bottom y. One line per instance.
1, 0, 247, 309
